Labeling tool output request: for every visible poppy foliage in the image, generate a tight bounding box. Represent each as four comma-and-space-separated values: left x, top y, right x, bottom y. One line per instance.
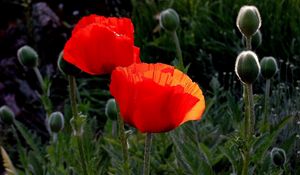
63, 15, 140, 75
110, 63, 205, 133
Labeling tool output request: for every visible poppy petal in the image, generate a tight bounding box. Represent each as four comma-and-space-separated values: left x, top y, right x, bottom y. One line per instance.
72, 15, 134, 39
110, 63, 205, 133
63, 15, 140, 75
133, 46, 140, 63
64, 24, 137, 75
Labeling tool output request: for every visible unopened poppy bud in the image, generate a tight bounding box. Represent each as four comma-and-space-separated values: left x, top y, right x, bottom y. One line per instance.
57, 51, 81, 76
0, 105, 15, 125
235, 51, 260, 84
17, 45, 39, 68
105, 98, 118, 120
48, 112, 64, 133
159, 8, 180, 32
260, 56, 278, 79
243, 30, 262, 49
270, 147, 286, 167
236, 5, 261, 38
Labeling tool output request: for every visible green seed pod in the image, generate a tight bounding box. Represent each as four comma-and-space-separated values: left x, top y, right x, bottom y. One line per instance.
57, 51, 81, 76
235, 51, 260, 84
270, 147, 286, 167
48, 112, 64, 133
236, 5, 261, 38
159, 8, 180, 32
242, 30, 262, 49
0, 105, 15, 125
105, 98, 118, 120
17, 45, 39, 68
260, 56, 278, 79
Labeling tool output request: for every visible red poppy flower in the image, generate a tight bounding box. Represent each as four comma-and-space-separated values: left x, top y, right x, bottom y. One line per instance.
110, 63, 205, 133
63, 15, 140, 75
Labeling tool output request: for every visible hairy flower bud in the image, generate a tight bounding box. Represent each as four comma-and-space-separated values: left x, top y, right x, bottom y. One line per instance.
57, 51, 81, 76
48, 112, 64, 133
260, 56, 278, 79
236, 5, 261, 38
70, 113, 86, 136
17, 45, 39, 68
105, 98, 118, 120
0, 105, 15, 125
235, 51, 260, 84
159, 8, 180, 32
270, 147, 286, 167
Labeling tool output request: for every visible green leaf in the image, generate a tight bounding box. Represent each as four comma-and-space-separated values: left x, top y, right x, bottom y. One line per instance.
198, 143, 213, 166
252, 133, 272, 163
13, 121, 43, 157
219, 145, 239, 174
28, 151, 43, 175
270, 115, 293, 134
252, 115, 293, 163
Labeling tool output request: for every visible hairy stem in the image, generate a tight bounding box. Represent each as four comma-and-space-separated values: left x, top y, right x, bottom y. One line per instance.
143, 133, 153, 175
68, 75, 88, 175
242, 83, 255, 175
33, 67, 44, 90
244, 83, 255, 139
246, 36, 252, 50
242, 36, 254, 175
116, 104, 130, 175
247, 83, 255, 134
68, 76, 78, 116
76, 136, 88, 175
171, 31, 184, 72
34, 67, 52, 127
241, 150, 250, 175
262, 79, 271, 132
243, 84, 250, 139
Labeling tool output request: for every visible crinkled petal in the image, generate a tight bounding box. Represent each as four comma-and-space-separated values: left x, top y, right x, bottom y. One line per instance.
64, 24, 137, 74
72, 15, 134, 39
110, 63, 205, 133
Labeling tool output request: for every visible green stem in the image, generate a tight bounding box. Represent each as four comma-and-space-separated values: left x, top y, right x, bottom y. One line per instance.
241, 150, 250, 175
242, 36, 253, 175
68, 76, 78, 116
247, 83, 255, 134
171, 31, 184, 72
143, 133, 153, 175
246, 36, 252, 50
242, 83, 255, 175
243, 83, 255, 140
262, 79, 271, 132
68, 75, 88, 175
33, 67, 44, 90
116, 104, 129, 175
243, 84, 249, 139
33, 67, 52, 118
77, 136, 88, 175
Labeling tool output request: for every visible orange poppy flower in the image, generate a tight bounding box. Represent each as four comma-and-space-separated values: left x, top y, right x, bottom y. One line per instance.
110, 63, 205, 133
63, 15, 140, 75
